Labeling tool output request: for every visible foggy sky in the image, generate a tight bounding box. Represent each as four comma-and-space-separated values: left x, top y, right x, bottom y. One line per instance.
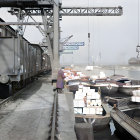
60, 0, 139, 65
0, 0, 139, 65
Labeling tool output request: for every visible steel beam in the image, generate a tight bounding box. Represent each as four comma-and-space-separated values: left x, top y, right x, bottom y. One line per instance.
52, 3, 60, 79
0, 0, 53, 8
24, 8, 53, 16
42, 11, 53, 66
60, 7, 123, 16
14, 6, 123, 16
0, 22, 43, 25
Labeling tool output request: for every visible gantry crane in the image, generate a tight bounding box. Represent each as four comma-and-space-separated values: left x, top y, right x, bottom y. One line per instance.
0, 0, 123, 78
59, 35, 73, 52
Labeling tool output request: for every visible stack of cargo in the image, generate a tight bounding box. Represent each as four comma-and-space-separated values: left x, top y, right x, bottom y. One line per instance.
85, 66, 94, 71
63, 68, 86, 82
73, 85, 103, 115
131, 90, 140, 102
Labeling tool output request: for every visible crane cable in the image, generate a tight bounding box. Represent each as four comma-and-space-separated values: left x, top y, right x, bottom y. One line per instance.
88, 0, 89, 34
88, 0, 90, 65
137, 0, 140, 58
138, 0, 139, 46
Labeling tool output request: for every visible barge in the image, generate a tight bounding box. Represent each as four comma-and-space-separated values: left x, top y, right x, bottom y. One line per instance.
110, 75, 140, 95
111, 106, 140, 140
75, 111, 110, 130
73, 85, 110, 130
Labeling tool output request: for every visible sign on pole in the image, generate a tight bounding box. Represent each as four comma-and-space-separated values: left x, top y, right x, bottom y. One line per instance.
60, 50, 73, 55
63, 46, 79, 50
65, 42, 85, 46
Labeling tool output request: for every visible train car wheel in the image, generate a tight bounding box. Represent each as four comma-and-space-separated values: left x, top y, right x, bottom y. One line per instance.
9, 84, 13, 96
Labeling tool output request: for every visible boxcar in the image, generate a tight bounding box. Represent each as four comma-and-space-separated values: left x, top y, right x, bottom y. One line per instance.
0, 37, 48, 98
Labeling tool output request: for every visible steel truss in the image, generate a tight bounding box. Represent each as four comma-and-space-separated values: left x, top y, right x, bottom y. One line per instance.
61, 7, 123, 16
9, 7, 123, 16
0, 0, 54, 7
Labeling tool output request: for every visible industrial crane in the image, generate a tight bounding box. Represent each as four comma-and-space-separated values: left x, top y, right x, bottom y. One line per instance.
0, 0, 123, 78
59, 35, 73, 52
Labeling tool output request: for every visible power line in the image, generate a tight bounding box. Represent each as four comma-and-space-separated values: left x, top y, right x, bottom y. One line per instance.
138, 0, 139, 45
136, 0, 140, 58
88, 0, 90, 65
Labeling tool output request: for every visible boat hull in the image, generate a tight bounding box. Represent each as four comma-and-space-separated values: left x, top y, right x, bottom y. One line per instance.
90, 85, 118, 95
68, 85, 78, 93
100, 86, 118, 95
111, 107, 140, 140
112, 118, 137, 140
75, 114, 110, 130
118, 86, 140, 95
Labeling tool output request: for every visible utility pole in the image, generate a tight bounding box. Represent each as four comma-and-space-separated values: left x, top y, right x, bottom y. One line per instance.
88, 33, 90, 65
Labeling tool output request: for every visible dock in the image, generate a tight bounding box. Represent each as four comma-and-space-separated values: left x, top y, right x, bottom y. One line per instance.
0, 75, 77, 140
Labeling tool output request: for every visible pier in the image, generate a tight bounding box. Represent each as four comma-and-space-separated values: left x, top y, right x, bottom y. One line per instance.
0, 74, 76, 140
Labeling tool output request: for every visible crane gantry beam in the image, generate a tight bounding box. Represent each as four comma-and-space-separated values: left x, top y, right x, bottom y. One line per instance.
9, 6, 123, 16
61, 7, 123, 16
0, 0, 54, 7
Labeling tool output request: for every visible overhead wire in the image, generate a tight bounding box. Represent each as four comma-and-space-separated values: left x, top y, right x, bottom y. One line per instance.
138, 0, 140, 45
88, 0, 89, 34
137, 0, 140, 58
92, 0, 95, 65
88, 0, 90, 65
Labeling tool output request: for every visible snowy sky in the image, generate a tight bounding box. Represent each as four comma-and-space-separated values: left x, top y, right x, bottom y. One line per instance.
0, 0, 139, 65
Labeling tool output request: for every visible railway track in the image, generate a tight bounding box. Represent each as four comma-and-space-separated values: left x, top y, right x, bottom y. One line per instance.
48, 92, 59, 140
0, 82, 59, 140
0, 71, 52, 109
0, 85, 28, 109
0, 74, 59, 140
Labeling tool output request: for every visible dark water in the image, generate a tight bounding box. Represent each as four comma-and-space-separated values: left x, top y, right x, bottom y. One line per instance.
94, 121, 136, 140
94, 122, 119, 140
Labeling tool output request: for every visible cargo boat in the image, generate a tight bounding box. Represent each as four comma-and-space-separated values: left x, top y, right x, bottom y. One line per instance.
111, 106, 140, 140
110, 75, 140, 95
75, 106, 110, 130
104, 96, 131, 107
90, 82, 119, 95
73, 85, 110, 130
118, 83, 140, 95
67, 79, 93, 93
67, 79, 119, 95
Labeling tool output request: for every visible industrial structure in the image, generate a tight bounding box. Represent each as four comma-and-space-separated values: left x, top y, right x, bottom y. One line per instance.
0, 1, 126, 140
0, 0, 123, 79
0, 18, 51, 98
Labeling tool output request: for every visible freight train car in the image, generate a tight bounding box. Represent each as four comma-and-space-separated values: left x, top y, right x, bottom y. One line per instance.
0, 37, 51, 98
42, 53, 51, 72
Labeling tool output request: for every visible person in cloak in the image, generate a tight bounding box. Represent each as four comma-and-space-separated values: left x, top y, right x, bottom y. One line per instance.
56, 67, 65, 93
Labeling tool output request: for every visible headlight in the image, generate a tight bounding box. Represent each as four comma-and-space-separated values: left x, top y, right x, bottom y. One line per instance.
0, 75, 9, 84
